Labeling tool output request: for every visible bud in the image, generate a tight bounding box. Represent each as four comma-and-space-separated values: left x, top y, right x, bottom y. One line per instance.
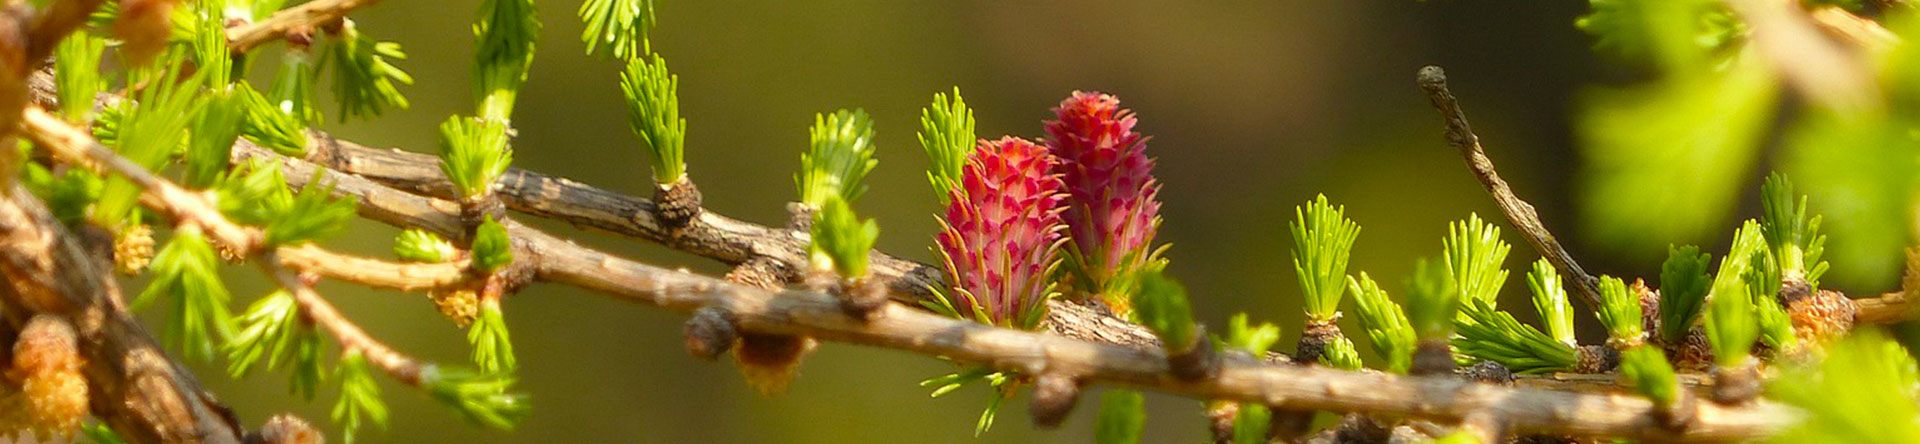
1787, 289, 1856, 344
114, 223, 155, 275
683, 306, 737, 361
430, 288, 481, 327
1027, 373, 1080, 429
653, 178, 703, 227
255, 414, 323, 444
734, 332, 815, 396
10, 316, 87, 439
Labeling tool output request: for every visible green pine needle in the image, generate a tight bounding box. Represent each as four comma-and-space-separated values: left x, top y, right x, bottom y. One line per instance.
423, 367, 532, 430
395, 229, 458, 263
471, 215, 515, 272
333, 350, 390, 444
225, 290, 326, 400
808, 195, 879, 278
1595, 275, 1646, 344
474, 0, 541, 121
1444, 213, 1511, 304
237, 81, 310, 155
1704, 220, 1765, 366
1093, 390, 1145, 444
188, 2, 230, 86
1347, 272, 1416, 373
1658, 245, 1713, 344
215, 159, 294, 226
1760, 173, 1829, 287
134, 226, 234, 362
1767, 329, 1920, 443
1619, 346, 1679, 408
54, 32, 107, 122
578, 0, 653, 59
184, 89, 245, 188
1746, 251, 1796, 349
1452, 298, 1578, 374
919, 88, 975, 202
81, 422, 129, 444
267, 51, 321, 124
20, 164, 102, 226
1405, 257, 1461, 341
1132, 270, 1197, 354
1215, 313, 1281, 356
798, 109, 879, 208
97, 57, 206, 228
1525, 258, 1575, 346
262, 171, 357, 246
1319, 335, 1364, 370
468, 299, 516, 373
620, 53, 687, 184
326, 23, 414, 121
1231, 403, 1271, 444
1291, 194, 1361, 322
438, 116, 514, 200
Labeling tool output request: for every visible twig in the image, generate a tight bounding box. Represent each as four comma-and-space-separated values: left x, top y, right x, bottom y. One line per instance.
228, 0, 387, 52
1721, 0, 1880, 113
277, 243, 471, 292
1416, 66, 1604, 311
1807, 6, 1900, 53
263, 253, 426, 385
238, 142, 1798, 442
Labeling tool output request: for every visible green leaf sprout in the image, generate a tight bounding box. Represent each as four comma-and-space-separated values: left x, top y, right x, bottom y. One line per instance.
1704, 221, 1765, 367
1132, 270, 1197, 353
619, 53, 687, 184
474, 0, 541, 121
1658, 245, 1713, 344
1291, 194, 1360, 324
395, 229, 458, 263
1760, 173, 1829, 288
184, 89, 245, 188
471, 215, 514, 272
1348, 272, 1415, 373
54, 32, 107, 122
1453, 298, 1578, 374
1093, 390, 1145, 444
333, 349, 390, 444
262, 171, 357, 246
1405, 257, 1460, 341
1526, 258, 1575, 346
325, 22, 414, 121
1620, 345, 1679, 408
135, 226, 235, 362
226, 290, 325, 400
438, 116, 514, 200
1595, 275, 1645, 344
468, 299, 516, 373
424, 367, 532, 430
1444, 213, 1511, 304
798, 108, 878, 208
808, 195, 879, 278
919, 88, 975, 202
578, 0, 653, 59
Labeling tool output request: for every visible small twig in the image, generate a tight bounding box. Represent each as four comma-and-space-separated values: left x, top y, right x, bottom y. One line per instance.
1807, 6, 1900, 53
263, 254, 426, 385
276, 243, 472, 292
1416, 66, 1604, 311
1722, 0, 1880, 113
228, 0, 388, 52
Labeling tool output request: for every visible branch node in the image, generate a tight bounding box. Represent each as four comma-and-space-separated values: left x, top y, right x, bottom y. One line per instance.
1167, 326, 1221, 381
1027, 372, 1080, 429
1710, 363, 1762, 405
1459, 361, 1514, 385
683, 306, 738, 361
651, 178, 703, 229
1574, 345, 1621, 374
1411, 338, 1455, 376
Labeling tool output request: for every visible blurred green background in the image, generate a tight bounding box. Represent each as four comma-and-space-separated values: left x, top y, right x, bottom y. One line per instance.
178, 1, 1841, 442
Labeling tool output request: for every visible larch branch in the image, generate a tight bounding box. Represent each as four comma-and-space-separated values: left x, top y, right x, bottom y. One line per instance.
228, 0, 388, 53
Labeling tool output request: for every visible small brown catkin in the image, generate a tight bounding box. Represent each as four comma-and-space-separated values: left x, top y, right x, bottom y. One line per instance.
734, 332, 815, 396
254, 414, 323, 444
11, 316, 87, 439
114, 223, 155, 275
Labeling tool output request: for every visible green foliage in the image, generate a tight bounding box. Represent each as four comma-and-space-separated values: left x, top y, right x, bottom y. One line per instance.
919, 88, 976, 202
438, 116, 514, 200
237, 81, 310, 155
325, 23, 414, 121
1745, 251, 1795, 349
798, 109, 879, 208
922, 368, 1015, 435
468, 299, 516, 373
471, 215, 515, 272
97, 58, 206, 228
1347, 272, 1415, 373
333, 350, 389, 444
394, 229, 457, 263
579, 0, 653, 59
215, 159, 293, 226
21, 164, 103, 226
184, 89, 246, 188
1319, 335, 1363, 370
1215, 313, 1281, 356
1525, 259, 1574, 346
1452, 297, 1578, 374
619, 53, 687, 184
81, 422, 128, 444
135, 227, 235, 362
187, 1, 231, 86
1594, 275, 1644, 343
1443, 214, 1510, 304
1781, 111, 1914, 287
1429, 431, 1483, 444
226, 290, 325, 400
1132, 270, 1197, 353
474, 0, 541, 121
1620, 346, 1679, 408
424, 368, 532, 430
1574, 0, 1739, 71
1577, 58, 1777, 258
1658, 244, 1713, 343
1231, 403, 1271, 444
1093, 390, 1145, 444
1405, 257, 1460, 341
268, 52, 321, 124
1704, 221, 1765, 366
808, 195, 878, 278
1759, 173, 1829, 287
1766, 329, 1920, 444
54, 32, 107, 122
1291, 194, 1360, 322
262, 172, 357, 246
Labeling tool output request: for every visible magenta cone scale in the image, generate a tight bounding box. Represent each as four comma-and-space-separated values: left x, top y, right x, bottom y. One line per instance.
934, 137, 1067, 330
1045, 91, 1164, 315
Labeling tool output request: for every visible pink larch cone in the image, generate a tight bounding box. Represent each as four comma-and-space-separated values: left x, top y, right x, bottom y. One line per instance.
935, 136, 1067, 330
1045, 91, 1164, 317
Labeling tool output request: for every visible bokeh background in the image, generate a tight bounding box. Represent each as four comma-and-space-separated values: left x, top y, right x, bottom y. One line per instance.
176, 1, 1853, 442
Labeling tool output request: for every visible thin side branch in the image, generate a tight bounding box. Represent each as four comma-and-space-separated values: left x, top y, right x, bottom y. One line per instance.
263, 254, 426, 385
277, 243, 471, 292
1416, 66, 1604, 311
228, 0, 387, 53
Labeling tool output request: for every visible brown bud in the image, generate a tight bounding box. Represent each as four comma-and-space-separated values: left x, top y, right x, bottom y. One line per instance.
1027, 373, 1080, 429
1654, 390, 1699, 430
1267, 409, 1314, 442
1710, 363, 1761, 405
652, 178, 703, 228
1458, 361, 1514, 385
683, 307, 737, 361
12, 316, 86, 439
734, 333, 815, 396
725, 257, 790, 291
114, 0, 176, 66
1573, 345, 1620, 373
1204, 400, 1238, 444
114, 224, 155, 275
838, 277, 890, 322
1788, 289, 1856, 344
1665, 328, 1714, 372
1331, 414, 1392, 443
1167, 326, 1220, 381
1293, 316, 1341, 364
1634, 279, 1661, 338
252, 414, 322, 444
1409, 338, 1455, 376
